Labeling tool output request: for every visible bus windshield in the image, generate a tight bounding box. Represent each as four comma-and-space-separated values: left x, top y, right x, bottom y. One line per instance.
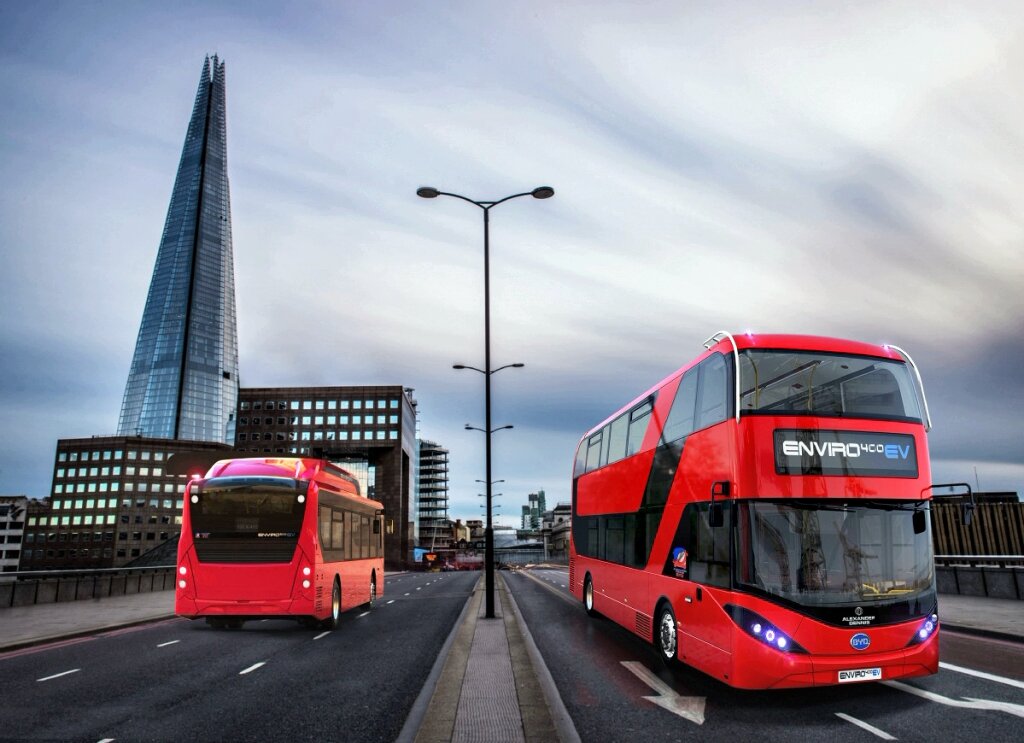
739, 350, 922, 422
735, 500, 933, 607
190, 477, 307, 563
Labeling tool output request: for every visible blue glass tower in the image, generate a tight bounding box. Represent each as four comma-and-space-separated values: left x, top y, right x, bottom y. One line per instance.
118, 56, 239, 444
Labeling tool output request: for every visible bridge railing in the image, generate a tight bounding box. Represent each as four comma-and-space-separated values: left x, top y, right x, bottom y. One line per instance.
0, 565, 176, 609
934, 556, 1023, 600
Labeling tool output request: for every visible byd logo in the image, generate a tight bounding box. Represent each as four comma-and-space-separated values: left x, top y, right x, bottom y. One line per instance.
781, 440, 911, 460
850, 633, 871, 651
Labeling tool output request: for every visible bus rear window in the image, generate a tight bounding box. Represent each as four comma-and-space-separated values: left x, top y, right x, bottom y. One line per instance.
738, 350, 922, 422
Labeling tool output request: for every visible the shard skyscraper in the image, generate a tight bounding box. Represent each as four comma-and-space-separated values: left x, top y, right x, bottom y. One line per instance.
117, 56, 239, 444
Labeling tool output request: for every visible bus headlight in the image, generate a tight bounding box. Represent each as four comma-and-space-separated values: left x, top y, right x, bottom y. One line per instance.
303, 566, 311, 576
302, 580, 311, 589
179, 566, 187, 575
725, 604, 807, 654
178, 580, 187, 589
907, 612, 939, 646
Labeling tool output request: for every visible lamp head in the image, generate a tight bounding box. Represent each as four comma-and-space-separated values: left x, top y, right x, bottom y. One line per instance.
531, 186, 555, 199
417, 187, 440, 199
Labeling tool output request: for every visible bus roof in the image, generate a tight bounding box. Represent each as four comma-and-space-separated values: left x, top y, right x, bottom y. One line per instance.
203, 457, 374, 504
579, 332, 910, 442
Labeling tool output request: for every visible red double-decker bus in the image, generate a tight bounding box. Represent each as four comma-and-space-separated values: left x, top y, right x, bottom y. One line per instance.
176, 457, 384, 630
570, 332, 942, 689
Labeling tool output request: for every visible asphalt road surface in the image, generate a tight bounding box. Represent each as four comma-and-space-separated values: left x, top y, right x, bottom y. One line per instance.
507, 566, 1024, 743
0, 571, 478, 743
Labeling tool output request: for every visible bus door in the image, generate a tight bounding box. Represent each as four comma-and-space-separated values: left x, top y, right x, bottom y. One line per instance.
669, 502, 733, 672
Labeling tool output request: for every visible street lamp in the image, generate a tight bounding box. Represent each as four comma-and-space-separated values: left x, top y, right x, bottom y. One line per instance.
421, 185, 554, 618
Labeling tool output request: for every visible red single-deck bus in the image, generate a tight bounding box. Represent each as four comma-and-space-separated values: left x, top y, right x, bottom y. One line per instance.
176, 457, 384, 630
570, 332, 942, 688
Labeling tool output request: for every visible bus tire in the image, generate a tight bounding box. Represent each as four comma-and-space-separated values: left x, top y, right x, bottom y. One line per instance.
655, 602, 678, 665
366, 573, 377, 609
321, 578, 341, 630
583, 574, 599, 617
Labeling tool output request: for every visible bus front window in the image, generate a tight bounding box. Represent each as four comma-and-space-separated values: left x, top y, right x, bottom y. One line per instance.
735, 500, 933, 607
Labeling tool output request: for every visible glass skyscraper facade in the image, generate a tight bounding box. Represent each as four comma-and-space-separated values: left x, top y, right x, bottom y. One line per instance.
118, 56, 239, 445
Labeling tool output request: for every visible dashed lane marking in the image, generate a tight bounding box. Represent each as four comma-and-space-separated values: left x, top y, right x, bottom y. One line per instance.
387, 600, 395, 605
157, 640, 179, 648
884, 680, 1024, 718
239, 662, 266, 675
940, 662, 1024, 690
37, 669, 80, 682
835, 713, 897, 740
357, 612, 370, 618
313, 631, 330, 641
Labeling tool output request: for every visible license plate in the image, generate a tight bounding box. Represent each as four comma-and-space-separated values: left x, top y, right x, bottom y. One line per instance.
838, 667, 882, 683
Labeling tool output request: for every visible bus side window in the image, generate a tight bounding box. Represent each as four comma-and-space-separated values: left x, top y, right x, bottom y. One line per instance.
574, 443, 587, 477
319, 507, 332, 549
626, 400, 653, 457
331, 510, 344, 559
696, 354, 728, 429
663, 372, 698, 443
585, 431, 603, 472
607, 414, 628, 465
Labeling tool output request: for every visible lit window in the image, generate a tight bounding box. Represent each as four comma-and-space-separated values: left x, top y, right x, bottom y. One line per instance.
86, 499, 95, 508
70, 453, 79, 462
390, 400, 399, 409
59, 453, 67, 462
339, 432, 349, 441
99, 483, 108, 492
353, 416, 362, 425
354, 401, 362, 409
127, 451, 137, 460
315, 400, 324, 410
340, 416, 349, 425
101, 467, 109, 476
302, 416, 311, 425
377, 416, 385, 424
314, 416, 324, 425
291, 400, 299, 410
340, 400, 350, 410
390, 415, 398, 424
57, 469, 65, 479
55, 485, 63, 494
328, 400, 337, 410
389, 431, 398, 440
366, 400, 375, 409
353, 432, 362, 441
376, 431, 385, 440
141, 451, 151, 461
303, 400, 312, 410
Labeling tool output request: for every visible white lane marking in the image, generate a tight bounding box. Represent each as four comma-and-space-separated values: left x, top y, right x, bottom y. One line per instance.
357, 612, 370, 618
97, 739, 115, 743
157, 640, 180, 648
313, 631, 330, 641
404, 592, 410, 596
416, 587, 422, 591
621, 661, 705, 724
835, 713, 896, 740
884, 680, 1024, 719
940, 662, 1024, 690
560, 584, 566, 588
37, 669, 80, 682
387, 600, 395, 605
239, 662, 266, 675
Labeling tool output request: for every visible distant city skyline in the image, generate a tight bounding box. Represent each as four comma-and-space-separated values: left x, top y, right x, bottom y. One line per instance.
1, 3, 1022, 522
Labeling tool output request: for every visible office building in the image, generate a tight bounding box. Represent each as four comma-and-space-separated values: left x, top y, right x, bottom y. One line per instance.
234, 386, 418, 567
19, 437, 231, 570
418, 440, 450, 550
1, 496, 28, 578
117, 55, 239, 445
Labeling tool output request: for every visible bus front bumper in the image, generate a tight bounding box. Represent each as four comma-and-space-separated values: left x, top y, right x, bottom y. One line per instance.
728, 630, 939, 689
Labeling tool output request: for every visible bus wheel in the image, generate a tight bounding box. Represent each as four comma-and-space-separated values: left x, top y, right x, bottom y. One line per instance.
656, 603, 677, 664
367, 576, 377, 608
583, 575, 599, 617
321, 578, 341, 630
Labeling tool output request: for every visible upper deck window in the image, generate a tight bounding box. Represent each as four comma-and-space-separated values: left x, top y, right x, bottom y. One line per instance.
739, 350, 922, 422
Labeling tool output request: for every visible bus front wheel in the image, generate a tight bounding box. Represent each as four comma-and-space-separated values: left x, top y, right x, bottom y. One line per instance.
656, 603, 678, 664
321, 578, 341, 630
583, 575, 599, 617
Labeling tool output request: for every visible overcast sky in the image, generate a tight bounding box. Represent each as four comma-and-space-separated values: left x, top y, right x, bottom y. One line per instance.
1, 1, 1022, 524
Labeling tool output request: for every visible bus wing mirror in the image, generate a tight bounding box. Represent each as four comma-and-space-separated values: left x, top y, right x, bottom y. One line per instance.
708, 503, 724, 528
927, 482, 976, 527
912, 509, 926, 534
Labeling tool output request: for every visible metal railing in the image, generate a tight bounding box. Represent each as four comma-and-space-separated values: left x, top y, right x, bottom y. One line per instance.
935, 554, 1024, 568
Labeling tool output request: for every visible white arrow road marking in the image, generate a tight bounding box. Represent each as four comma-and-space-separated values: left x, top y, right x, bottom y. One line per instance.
884, 680, 1024, 719
835, 713, 897, 740
621, 661, 706, 725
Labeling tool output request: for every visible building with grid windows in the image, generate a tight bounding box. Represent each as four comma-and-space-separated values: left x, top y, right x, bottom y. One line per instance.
418, 441, 450, 550
234, 386, 419, 567
117, 55, 239, 445
1, 496, 28, 579
18, 437, 231, 570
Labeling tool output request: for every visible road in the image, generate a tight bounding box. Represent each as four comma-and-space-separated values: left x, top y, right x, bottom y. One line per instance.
506, 566, 1024, 743
0, 571, 478, 742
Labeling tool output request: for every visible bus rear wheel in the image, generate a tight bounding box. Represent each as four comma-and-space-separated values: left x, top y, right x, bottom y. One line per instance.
583, 575, 598, 617
656, 603, 677, 664
366, 576, 377, 608
321, 578, 341, 630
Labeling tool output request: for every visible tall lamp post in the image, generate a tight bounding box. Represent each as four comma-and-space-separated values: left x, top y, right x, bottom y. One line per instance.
418, 185, 554, 618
